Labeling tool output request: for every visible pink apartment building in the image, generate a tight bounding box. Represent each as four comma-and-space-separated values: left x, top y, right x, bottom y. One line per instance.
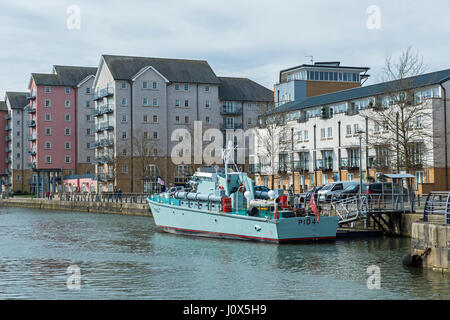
0, 101, 9, 192
28, 65, 97, 197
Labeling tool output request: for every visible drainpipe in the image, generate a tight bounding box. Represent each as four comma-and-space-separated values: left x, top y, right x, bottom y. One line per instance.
440, 82, 448, 190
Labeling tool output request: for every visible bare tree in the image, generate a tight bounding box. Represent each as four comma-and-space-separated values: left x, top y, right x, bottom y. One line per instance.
361, 47, 436, 178
255, 104, 292, 189
132, 128, 161, 192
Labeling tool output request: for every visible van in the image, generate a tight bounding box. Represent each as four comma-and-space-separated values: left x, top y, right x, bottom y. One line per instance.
318, 181, 359, 202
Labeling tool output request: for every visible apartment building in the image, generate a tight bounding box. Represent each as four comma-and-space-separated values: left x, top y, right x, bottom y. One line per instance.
27, 65, 97, 196
4, 92, 31, 193
255, 63, 450, 194
92, 54, 273, 193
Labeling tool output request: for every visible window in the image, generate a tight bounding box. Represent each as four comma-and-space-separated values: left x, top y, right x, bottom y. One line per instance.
121, 98, 127, 106
416, 116, 423, 128
45, 113, 51, 121
65, 114, 71, 121
354, 124, 359, 133
184, 84, 188, 91
65, 128, 71, 135
65, 87, 70, 94
65, 100, 71, 108
143, 81, 148, 89
122, 149, 127, 156
415, 171, 424, 190
346, 125, 352, 135
247, 102, 251, 109
65, 155, 71, 163
45, 156, 52, 164
87, 142, 90, 149
86, 101, 91, 108
153, 115, 158, 123
247, 118, 252, 125
16, 131, 20, 137
184, 100, 189, 107
45, 99, 51, 107
152, 82, 157, 89
143, 114, 148, 122
121, 115, 127, 123
121, 82, 127, 89
122, 131, 127, 139
45, 87, 51, 93
45, 127, 51, 135
304, 130, 309, 140
122, 165, 128, 173
327, 127, 332, 138
205, 85, 209, 92
87, 156, 90, 163
153, 98, 157, 106
175, 116, 180, 123
206, 116, 210, 124
321, 128, 326, 139
45, 142, 51, 149
298, 131, 302, 141
184, 116, 189, 124
322, 174, 328, 185
205, 100, 210, 108
347, 173, 354, 181
175, 84, 179, 90
143, 132, 148, 139
65, 142, 71, 149
153, 132, 158, 139
86, 87, 91, 94
143, 98, 148, 106
374, 121, 380, 132
86, 128, 90, 135
86, 115, 91, 121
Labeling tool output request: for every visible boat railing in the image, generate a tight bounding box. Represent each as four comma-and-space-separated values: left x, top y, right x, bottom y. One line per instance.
59, 192, 152, 204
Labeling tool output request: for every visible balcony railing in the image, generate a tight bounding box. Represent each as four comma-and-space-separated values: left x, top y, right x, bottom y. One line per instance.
95, 121, 114, 132
27, 134, 36, 141
220, 107, 243, 116
27, 120, 36, 128
4, 146, 10, 153
27, 104, 36, 113
4, 157, 10, 164
4, 125, 11, 131
4, 136, 10, 142
93, 104, 114, 117
339, 157, 360, 170
248, 164, 261, 174
292, 160, 310, 172
93, 138, 114, 148
4, 114, 11, 120
93, 87, 114, 101
28, 91, 36, 100
220, 123, 243, 131
315, 159, 333, 171
28, 149, 36, 156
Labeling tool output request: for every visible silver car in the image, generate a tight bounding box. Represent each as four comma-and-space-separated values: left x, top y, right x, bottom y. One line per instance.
318, 181, 359, 202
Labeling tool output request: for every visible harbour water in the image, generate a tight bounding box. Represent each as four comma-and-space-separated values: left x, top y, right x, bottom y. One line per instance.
0, 207, 448, 300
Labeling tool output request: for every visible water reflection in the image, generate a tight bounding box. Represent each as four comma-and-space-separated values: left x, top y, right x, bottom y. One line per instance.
0, 207, 448, 300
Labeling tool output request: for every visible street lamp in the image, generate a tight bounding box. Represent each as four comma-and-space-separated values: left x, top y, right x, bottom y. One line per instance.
356, 129, 365, 195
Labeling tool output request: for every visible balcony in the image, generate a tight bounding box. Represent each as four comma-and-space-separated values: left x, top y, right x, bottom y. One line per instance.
27, 104, 36, 113
4, 125, 11, 131
220, 123, 243, 131
4, 113, 11, 120
93, 104, 114, 117
4, 136, 10, 142
29, 162, 37, 169
339, 158, 360, 170
95, 121, 114, 133
28, 91, 36, 100
28, 149, 36, 156
5, 169, 10, 175
292, 160, 310, 172
278, 162, 290, 173
315, 159, 333, 172
27, 134, 36, 142
93, 87, 114, 101
4, 157, 10, 164
248, 164, 261, 174
97, 173, 107, 182
27, 120, 36, 128
220, 107, 243, 116
4, 146, 10, 153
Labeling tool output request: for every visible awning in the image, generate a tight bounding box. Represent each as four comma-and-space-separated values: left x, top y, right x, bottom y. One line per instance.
381, 173, 415, 179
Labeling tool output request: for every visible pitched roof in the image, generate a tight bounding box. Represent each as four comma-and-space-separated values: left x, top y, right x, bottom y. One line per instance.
0, 101, 7, 111
272, 68, 450, 114
5, 92, 29, 109
102, 54, 221, 84
31, 65, 97, 87
218, 77, 273, 102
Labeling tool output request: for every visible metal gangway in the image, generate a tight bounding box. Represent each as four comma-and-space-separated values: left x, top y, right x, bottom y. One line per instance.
423, 191, 450, 225
331, 195, 369, 225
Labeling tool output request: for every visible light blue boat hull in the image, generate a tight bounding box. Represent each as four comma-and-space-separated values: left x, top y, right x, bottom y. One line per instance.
148, 199, 339, 243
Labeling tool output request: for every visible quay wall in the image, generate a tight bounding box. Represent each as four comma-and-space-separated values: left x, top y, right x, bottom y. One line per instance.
411, 222, 449, 273
0, 197, 151, 217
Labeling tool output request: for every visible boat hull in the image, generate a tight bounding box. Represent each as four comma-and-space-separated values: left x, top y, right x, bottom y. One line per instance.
148, 199, 339, 243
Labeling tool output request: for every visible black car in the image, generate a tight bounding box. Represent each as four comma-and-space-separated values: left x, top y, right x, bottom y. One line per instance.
254, 185, 270, 192
331, 183, 368, 201
364, 182, 409, 202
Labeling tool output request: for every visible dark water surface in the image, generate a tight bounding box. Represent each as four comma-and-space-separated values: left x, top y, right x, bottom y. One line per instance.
0, 207, 448, 299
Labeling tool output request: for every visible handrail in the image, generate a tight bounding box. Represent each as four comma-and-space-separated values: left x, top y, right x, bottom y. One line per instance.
58, 192, 153, 204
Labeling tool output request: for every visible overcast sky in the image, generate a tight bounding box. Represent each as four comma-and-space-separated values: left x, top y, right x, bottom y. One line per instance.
1, 0, 450, 99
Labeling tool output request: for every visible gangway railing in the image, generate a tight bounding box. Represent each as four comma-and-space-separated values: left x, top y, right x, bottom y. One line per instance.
331, 195, 368, 225
423, 191, 450, 225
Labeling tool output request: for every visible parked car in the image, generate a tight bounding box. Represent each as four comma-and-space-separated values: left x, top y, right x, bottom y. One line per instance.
364, 182, 409, 201
318, 181, 359, 202
254, 185, 270, 193
331, 183, 369, 201
299, 185, 324, 202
